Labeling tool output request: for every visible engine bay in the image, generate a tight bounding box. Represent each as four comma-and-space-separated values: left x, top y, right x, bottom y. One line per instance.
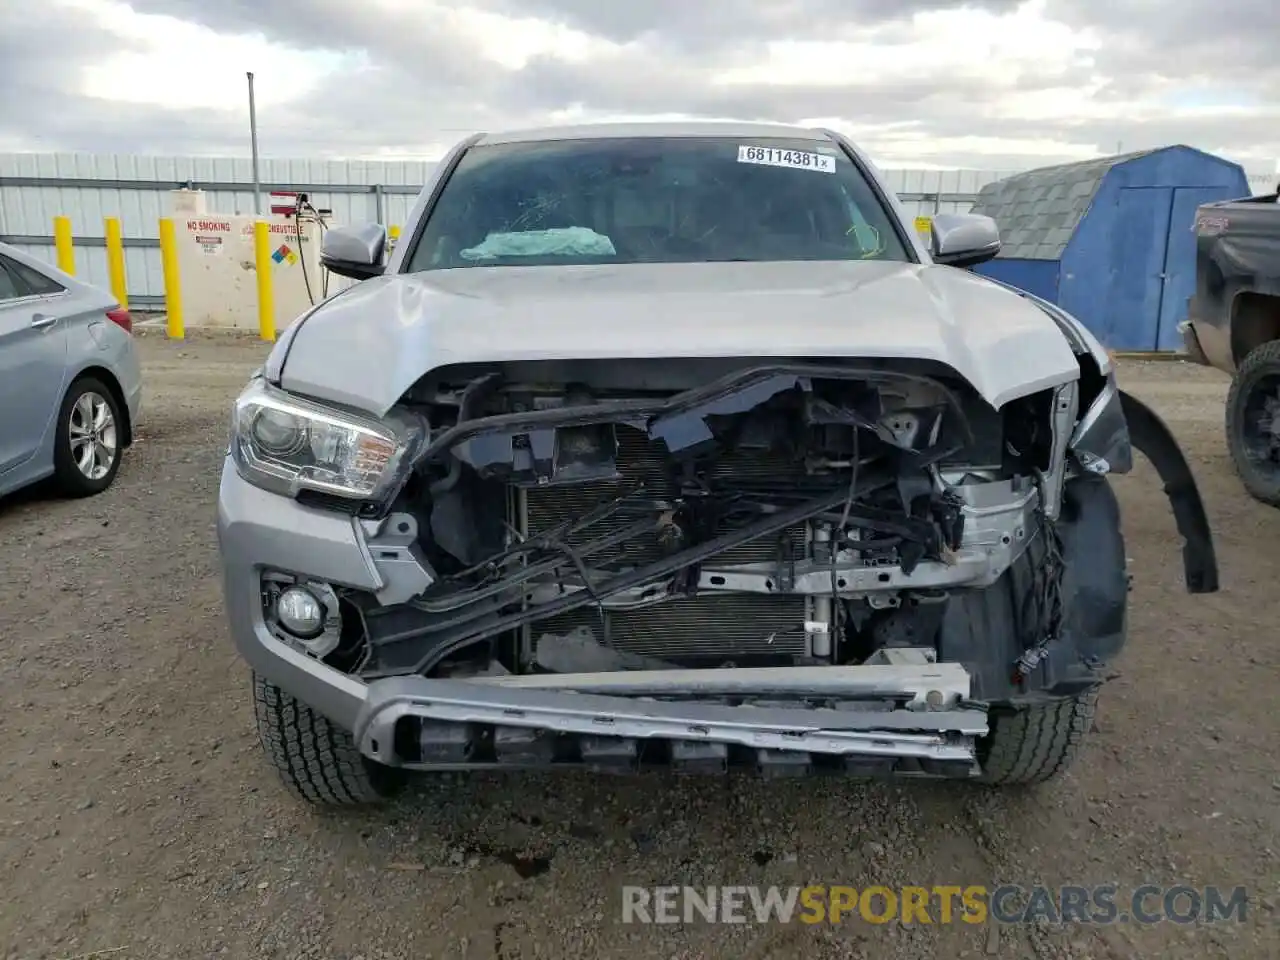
279, 359, 1070, 683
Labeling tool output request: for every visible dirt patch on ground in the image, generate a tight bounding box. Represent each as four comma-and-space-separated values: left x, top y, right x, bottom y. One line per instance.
1, 339, 1276, 959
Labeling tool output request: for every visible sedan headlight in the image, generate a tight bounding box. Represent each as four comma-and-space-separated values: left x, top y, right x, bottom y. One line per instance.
231, 378, 427, 501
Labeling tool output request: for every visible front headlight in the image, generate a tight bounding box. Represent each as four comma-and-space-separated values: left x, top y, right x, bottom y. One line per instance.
1068, 371, 1133, 475
230, 378, 427, 500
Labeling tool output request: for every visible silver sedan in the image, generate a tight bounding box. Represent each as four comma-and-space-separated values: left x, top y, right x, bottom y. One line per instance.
0, 240, 142, 499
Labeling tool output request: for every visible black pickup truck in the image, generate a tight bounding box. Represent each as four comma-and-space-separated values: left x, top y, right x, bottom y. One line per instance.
1181, 189, 1280, 504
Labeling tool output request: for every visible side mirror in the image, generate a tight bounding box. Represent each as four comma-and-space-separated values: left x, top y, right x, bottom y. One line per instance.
320, 223, 387, 280
930, 213, 1000, 269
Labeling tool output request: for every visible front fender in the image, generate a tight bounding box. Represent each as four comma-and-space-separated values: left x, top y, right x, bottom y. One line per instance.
1117, 391, 1220, 594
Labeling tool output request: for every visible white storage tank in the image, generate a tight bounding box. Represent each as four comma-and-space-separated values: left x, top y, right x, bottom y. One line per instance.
171, 190, 333, 330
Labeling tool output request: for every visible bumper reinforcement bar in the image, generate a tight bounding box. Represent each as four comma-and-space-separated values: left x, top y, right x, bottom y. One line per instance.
352, 667, 989, 774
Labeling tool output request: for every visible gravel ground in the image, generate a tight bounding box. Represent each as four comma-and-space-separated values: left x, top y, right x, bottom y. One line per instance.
1, 331, 1277, 960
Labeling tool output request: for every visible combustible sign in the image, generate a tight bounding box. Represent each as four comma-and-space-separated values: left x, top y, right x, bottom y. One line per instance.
914, 216, 933, 235
239, 222, 309, 239
195, 235, 223, 255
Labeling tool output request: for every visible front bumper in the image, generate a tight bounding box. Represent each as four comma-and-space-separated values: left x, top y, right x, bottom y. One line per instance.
218, 457, 382, 732
217, 457, 989, 775
1178, 319, 1211, 366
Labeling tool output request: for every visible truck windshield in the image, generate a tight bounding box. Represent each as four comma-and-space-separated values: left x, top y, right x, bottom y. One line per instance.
403, 136, 912, 271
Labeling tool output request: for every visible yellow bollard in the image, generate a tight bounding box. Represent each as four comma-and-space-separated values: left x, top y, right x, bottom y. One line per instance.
388, 224, 401, 241
53, 216, 75, 275
254, 220, 276, 342
158, 218, 184, 339
103, 217, 128, 310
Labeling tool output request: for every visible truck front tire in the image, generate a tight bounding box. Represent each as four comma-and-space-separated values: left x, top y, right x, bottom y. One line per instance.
978, 689, 1098, 785
1226, 339, 1280, 506
252, 673, 404, 805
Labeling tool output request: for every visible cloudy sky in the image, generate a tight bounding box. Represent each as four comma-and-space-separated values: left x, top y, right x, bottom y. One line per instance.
2, 0, 1276, 172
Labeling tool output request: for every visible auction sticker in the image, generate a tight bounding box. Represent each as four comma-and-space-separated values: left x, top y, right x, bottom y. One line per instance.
737, 145, 836, 173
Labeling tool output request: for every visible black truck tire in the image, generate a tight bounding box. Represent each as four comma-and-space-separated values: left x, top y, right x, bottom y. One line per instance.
978, 689, 1098, 786
1226, 339, 1280, 506
252, 673, 405, 805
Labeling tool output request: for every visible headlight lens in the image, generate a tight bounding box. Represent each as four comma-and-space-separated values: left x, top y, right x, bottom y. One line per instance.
250, 408, 307, 455
231, 378, 426, 500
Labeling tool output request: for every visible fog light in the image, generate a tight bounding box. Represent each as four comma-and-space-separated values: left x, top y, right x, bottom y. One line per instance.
277, 586, 325, 638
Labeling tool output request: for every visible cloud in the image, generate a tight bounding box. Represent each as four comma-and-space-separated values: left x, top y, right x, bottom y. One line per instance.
0, 0, 1275, 173
1052, 0, 1278, 86
461, 0, 1024, 51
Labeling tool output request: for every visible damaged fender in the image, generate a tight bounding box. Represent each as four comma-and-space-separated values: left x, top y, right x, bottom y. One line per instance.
1065, 364, 1218, 595
1117, 391, 1220, 594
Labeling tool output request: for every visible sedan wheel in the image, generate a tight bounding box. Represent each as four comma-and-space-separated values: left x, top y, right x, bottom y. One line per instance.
53, 377, 125, 497
69, 391, 118, 480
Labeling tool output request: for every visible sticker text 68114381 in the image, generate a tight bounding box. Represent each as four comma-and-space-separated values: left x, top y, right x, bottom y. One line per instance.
737, 145, 836, 173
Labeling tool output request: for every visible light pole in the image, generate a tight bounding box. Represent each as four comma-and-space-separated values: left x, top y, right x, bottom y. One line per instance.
247, 71, 262, 215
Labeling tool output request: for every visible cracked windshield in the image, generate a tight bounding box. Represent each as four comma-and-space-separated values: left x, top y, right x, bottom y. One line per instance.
406, 136, 911, 270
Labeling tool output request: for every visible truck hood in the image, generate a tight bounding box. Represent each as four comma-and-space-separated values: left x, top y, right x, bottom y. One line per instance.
278, 259, 1079, 416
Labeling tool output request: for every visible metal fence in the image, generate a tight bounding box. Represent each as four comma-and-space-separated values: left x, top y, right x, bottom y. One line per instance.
1, 152, 1274, 310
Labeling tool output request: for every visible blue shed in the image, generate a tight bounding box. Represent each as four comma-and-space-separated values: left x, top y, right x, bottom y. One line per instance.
969, 146, 1250, 351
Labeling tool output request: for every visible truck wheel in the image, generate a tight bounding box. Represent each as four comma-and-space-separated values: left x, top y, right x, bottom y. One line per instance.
1226, 339, 1280, 506
252, 673, 405, 805
978, 689, 1098, 786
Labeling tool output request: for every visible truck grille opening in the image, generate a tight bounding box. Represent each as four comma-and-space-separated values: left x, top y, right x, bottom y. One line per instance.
521, 425, 809, 663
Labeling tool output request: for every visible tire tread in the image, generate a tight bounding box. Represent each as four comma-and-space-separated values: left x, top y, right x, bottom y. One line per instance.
980, 689, 1098, 785
251, 673, 399, 805
1225, 339, 1280, 506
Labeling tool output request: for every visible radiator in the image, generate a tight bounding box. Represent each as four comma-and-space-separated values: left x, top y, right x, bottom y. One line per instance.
520, 425, 810, 662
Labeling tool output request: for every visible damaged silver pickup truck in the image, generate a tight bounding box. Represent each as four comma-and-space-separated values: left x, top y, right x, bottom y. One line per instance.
216, 121, 1219, 805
